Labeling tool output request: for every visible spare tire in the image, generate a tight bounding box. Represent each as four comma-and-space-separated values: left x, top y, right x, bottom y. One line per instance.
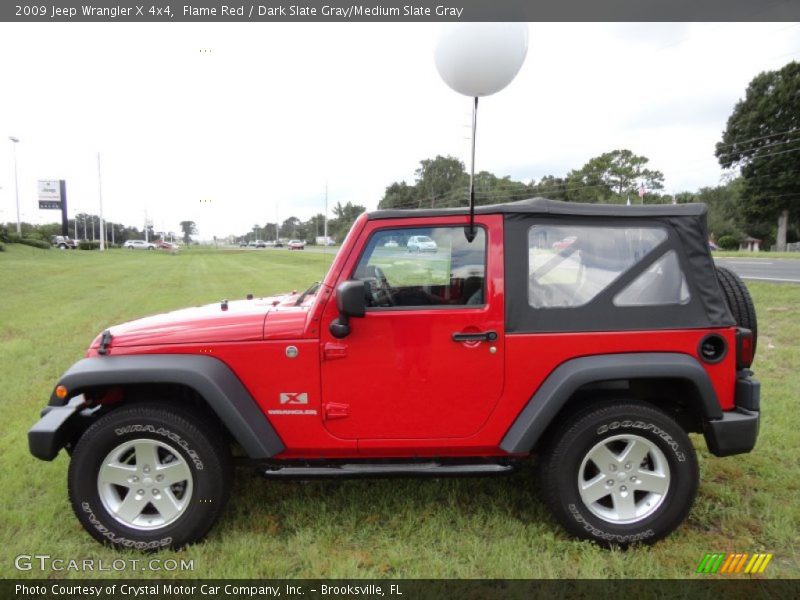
715, 265, 757, 352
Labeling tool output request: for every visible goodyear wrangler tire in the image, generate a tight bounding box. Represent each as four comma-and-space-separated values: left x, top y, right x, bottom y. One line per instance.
68, 403, 232, 550
715, 266, 758, 352
538, 400, 698, 547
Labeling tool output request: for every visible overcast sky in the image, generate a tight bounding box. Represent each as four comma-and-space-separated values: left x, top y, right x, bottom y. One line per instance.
0, 22, 798, 239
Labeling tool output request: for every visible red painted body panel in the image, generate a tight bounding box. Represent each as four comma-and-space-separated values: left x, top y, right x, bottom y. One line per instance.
320, 215, 506, 442
85, 212, 741, 460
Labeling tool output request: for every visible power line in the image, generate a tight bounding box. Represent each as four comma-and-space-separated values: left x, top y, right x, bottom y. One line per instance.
716, 137, 800, 158
715, 128, 799, 149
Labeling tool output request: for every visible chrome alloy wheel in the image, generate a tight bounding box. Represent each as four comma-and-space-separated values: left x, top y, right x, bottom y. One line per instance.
97, 438, 193, 530
577, 434, 670, 524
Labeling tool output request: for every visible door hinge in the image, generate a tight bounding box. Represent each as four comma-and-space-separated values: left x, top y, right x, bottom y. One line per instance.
324, 402, 349, 420
323, 342, 348, 361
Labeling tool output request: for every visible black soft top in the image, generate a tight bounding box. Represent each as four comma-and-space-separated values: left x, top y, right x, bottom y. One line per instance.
368, 197, 707, 220
368, 197, 733, 332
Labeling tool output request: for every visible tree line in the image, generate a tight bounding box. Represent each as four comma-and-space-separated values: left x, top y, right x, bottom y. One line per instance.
234, 201, 366, 245
1, 214, 152, 246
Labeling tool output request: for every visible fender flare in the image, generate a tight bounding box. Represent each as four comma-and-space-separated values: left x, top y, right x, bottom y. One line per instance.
500, 352, 721, 454
46, 355, 284, 459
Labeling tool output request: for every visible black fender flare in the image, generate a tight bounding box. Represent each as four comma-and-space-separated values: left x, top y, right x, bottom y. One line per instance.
44, 355, 284, 459
500, 352, 721, 454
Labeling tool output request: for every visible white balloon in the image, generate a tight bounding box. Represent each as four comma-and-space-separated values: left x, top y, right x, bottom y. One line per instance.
435, 23, 529, 97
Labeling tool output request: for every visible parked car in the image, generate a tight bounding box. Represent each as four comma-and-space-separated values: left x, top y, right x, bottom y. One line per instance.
123, 240, 156, 250
29, 198, 760, 550
238, 241, 248, 247
50, 235, 78, 250
274, 240, 284, 248
552, 235, 577, 250
157, 241, 179, 252
407, 235, 438, 253
288, 240, 305, 250
384, 239, 399, 248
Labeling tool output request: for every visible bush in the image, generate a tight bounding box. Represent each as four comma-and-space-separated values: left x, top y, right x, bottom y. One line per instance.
717, 235, 740, 251
78, 241, 101, 250
9, 236, 51, 250
0, 242, 5, 252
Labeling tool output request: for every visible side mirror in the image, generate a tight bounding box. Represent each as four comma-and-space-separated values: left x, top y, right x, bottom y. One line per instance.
330, 280, 366, 338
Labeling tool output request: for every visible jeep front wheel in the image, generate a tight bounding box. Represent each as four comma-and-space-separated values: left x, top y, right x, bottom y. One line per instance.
538, 401, 698, 546
68, 404, 232, 550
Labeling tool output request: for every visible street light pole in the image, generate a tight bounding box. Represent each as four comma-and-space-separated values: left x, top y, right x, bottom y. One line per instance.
9, 136, 20, 236
97, 152, 106, 251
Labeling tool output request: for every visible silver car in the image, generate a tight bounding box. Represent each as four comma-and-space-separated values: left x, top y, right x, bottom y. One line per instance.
407, 235, 438, 253
123, 240, 156, 250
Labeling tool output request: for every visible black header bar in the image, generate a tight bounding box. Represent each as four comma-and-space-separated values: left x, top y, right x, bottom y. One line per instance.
3, 0, 800, 22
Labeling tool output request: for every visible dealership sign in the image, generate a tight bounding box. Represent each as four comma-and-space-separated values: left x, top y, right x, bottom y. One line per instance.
38, 180, 63, 210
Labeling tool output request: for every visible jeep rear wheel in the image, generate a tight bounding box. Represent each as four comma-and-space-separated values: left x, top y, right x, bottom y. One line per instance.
68, 404, 232, 550
538, 400, 698, 547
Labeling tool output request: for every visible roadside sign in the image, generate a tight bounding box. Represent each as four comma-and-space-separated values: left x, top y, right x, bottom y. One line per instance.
38, 179, 62, 209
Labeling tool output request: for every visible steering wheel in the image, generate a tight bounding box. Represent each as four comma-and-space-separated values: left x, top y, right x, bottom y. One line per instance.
369, 266, 395, 307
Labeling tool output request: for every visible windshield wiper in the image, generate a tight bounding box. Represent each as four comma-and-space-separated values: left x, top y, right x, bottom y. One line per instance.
295, 282, 321, 306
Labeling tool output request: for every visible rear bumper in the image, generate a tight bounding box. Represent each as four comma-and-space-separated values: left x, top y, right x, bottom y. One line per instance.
28, 395, 86, 461
704, 372, 760, 457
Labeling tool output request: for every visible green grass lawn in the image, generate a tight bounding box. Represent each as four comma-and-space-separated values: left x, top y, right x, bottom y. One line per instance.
712, 250, 800, 259
1, 244, 798, 579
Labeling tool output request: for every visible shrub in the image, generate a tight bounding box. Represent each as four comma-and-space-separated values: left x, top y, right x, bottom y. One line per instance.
0, 242, 5, 252
717, 235, 740, 251
78, 241, 101, 250
9, 236, 51, 249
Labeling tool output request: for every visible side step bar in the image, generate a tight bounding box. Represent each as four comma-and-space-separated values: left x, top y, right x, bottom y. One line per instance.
261, 462, 516, 479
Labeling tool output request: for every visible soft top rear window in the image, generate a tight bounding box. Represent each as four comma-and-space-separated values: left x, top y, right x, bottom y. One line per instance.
528, 225, 667, 309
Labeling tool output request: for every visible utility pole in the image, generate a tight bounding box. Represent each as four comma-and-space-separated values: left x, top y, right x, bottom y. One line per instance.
9, 137, 20, 236
97, 153, 106, 251
324, 183, 328, 247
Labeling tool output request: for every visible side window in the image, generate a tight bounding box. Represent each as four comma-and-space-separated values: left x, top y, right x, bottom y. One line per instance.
353, 227, 486, 308
614, 251, 690, 306
528, 225, 667, 308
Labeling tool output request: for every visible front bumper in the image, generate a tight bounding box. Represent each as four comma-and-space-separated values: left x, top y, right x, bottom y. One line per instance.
703, 372, 760, 457
28, 395, 87, 461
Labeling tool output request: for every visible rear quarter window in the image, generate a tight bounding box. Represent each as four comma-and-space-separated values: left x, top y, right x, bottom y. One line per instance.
528, 225, 667, 308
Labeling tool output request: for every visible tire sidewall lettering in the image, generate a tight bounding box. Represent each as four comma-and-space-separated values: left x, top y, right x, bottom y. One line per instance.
567, 503, 656, 543
81, 501, 172, 549
596, 419, 686, 462
113, 424, 204, 470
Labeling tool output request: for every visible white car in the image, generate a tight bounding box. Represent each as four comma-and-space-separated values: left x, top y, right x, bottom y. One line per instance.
407, 235, 437, 253
123, 240, 156, 250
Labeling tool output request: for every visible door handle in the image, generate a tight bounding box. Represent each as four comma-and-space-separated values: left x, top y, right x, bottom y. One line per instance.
452, 330, 498, 342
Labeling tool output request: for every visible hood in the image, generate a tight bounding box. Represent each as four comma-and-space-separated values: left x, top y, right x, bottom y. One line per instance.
100, 293, 303, 348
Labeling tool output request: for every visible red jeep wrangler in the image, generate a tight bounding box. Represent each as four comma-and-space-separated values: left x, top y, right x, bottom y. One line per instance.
29, 199, 759, 549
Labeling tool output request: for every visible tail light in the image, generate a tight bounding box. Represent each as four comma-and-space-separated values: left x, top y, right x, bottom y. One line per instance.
736, 328, 755, 369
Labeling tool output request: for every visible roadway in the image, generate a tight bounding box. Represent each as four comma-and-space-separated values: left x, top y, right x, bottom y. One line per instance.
714, 257, 800, 284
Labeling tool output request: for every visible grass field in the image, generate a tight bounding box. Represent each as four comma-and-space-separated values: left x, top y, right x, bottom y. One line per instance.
712, 250, 800, 259
1, 244, 798, 579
